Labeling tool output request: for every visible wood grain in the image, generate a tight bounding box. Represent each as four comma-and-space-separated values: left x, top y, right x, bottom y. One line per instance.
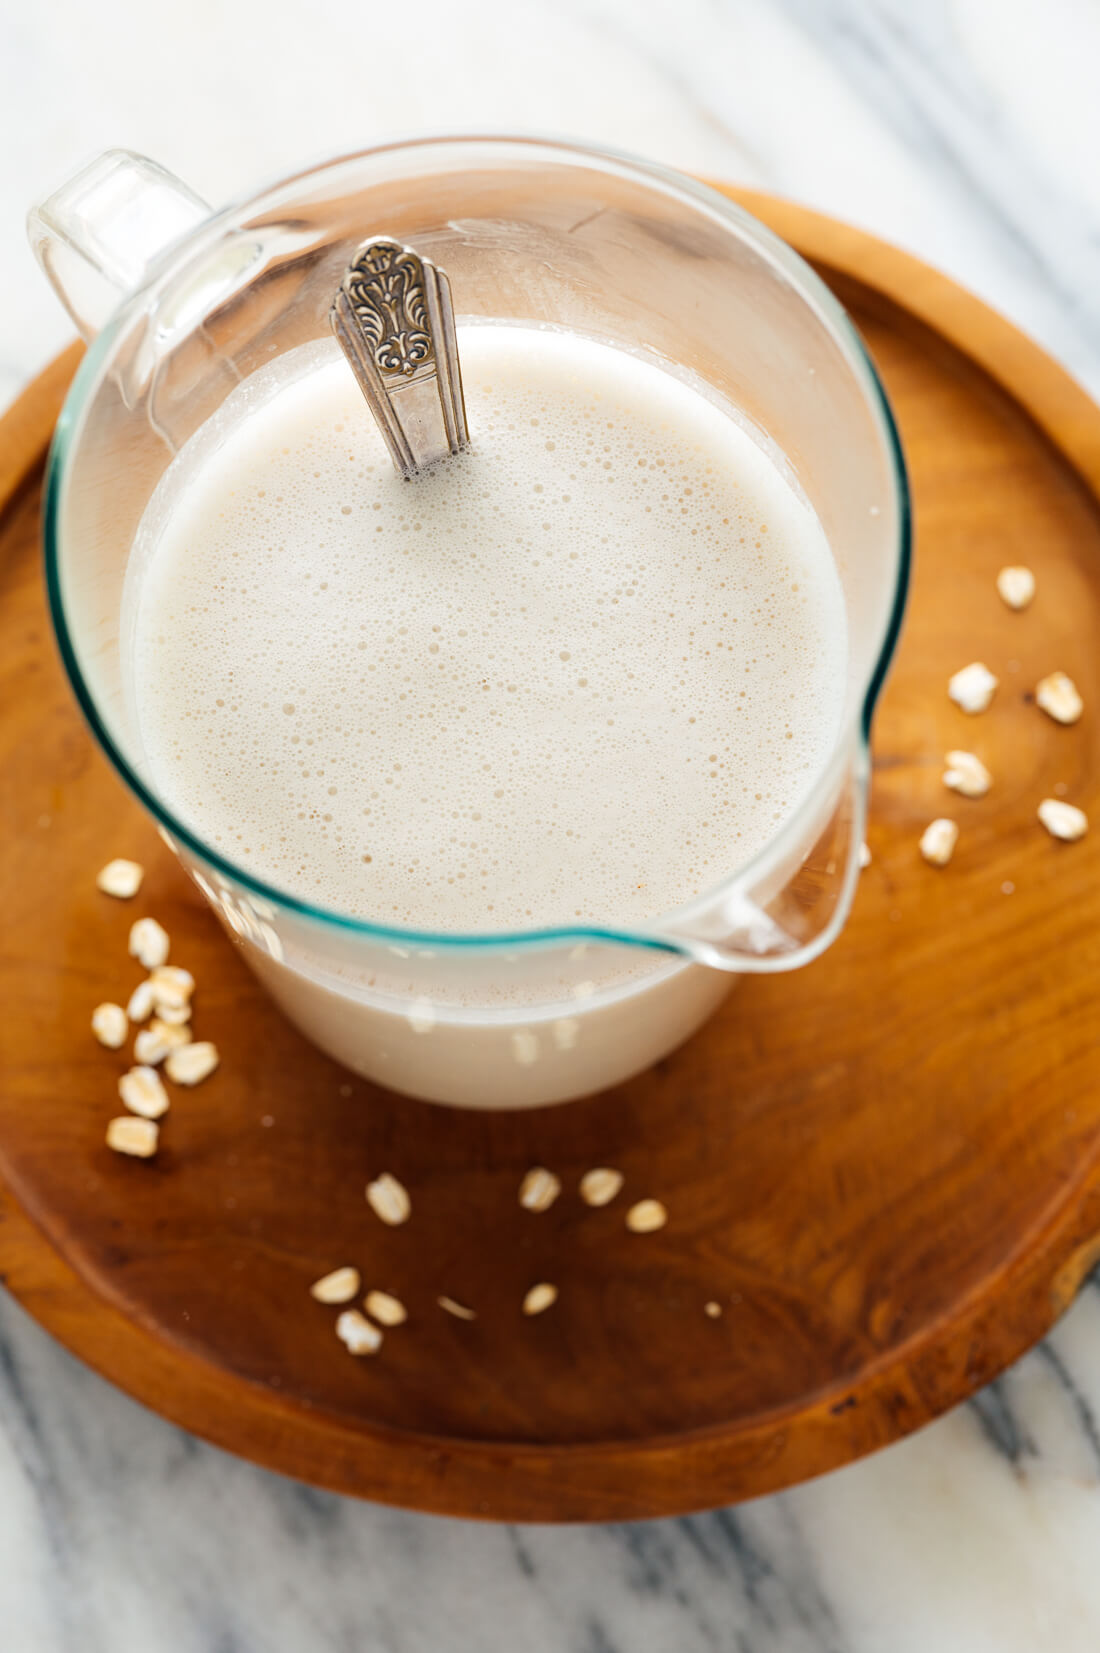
3, 193, 1100, 1521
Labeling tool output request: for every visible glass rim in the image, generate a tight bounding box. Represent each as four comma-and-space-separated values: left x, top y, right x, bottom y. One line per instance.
43, 131, 911, 956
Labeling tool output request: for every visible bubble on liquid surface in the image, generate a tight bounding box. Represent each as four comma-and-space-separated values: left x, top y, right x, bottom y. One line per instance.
126, 327, 847, 932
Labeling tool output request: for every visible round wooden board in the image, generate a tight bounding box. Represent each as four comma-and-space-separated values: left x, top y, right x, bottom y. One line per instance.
3, 189, 1100, 1524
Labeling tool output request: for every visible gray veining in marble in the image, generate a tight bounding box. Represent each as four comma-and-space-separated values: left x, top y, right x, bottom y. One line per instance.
3, 1, 1100, 1648
5, 1279, 1100, 1652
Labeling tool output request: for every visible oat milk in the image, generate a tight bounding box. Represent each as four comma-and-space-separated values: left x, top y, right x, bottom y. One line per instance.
124, 326, 847, 1104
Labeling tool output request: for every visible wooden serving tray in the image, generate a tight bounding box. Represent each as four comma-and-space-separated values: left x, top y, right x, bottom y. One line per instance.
3, 189, 1100, 1523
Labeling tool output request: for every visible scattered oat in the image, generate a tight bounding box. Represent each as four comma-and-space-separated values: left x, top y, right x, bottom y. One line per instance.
626, 1198, 668, 1233
552, 1017, 580, 1051
150, 965, 194, 1006
579, 1167, 624, 1207
519, 1167, 561, 1212
997, 565, 1035, 610
91, 1002, 128, 1049
1036, 671, 1083, 726
133, 1028, 166, 1065
118, 1065, 169, 1119
437, 1295, 476, 1320
134, 1020, 190, 1065
96, 859, 144, 899
366, 1172, 411, 1226
920, 818, 959, 867
126, 978, 157, 1023
129, 916, 170, 969
523, 1282, 558, 1316
106, 1115, 158, 1157
511, 1030, 540, 1066
151, 1016, 190, 1045
858, 842, 872, 869
943, 751, 992, 798
165, 1040, 219, 1085
406, 997, 435, 1034
948, 662, 998, 715
365, 1290, 408, 1326
704, 1301, 723, 1319
310, 1266, 360, 1304
154, 991, 191, 1018
335, 1308, 382, 1354
1038, 798, 1088, 841
155, 999, 191, 1025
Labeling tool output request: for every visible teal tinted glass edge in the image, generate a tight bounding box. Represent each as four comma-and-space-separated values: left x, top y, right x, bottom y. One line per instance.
847, 325, 912, 742
41, 138, 911, 959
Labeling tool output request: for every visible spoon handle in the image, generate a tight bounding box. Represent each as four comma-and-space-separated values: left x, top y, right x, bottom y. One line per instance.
330, 237, 468, 478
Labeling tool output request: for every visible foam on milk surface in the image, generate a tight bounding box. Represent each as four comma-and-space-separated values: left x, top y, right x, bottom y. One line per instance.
129, 327, 847, 931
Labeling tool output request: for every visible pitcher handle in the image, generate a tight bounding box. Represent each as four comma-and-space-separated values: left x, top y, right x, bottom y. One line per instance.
27, 150, 210, 341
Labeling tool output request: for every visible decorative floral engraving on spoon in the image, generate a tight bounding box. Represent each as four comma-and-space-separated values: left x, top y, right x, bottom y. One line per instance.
330, 237, 468, 477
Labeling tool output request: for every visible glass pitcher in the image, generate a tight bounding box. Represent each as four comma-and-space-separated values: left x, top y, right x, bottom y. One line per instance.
29, 137, 910, 1109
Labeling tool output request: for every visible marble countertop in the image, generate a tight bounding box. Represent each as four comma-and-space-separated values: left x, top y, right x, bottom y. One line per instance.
4, 0, 1100, 1647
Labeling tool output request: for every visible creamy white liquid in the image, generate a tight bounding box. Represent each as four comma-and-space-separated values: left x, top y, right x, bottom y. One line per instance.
127, 326, 847, 935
